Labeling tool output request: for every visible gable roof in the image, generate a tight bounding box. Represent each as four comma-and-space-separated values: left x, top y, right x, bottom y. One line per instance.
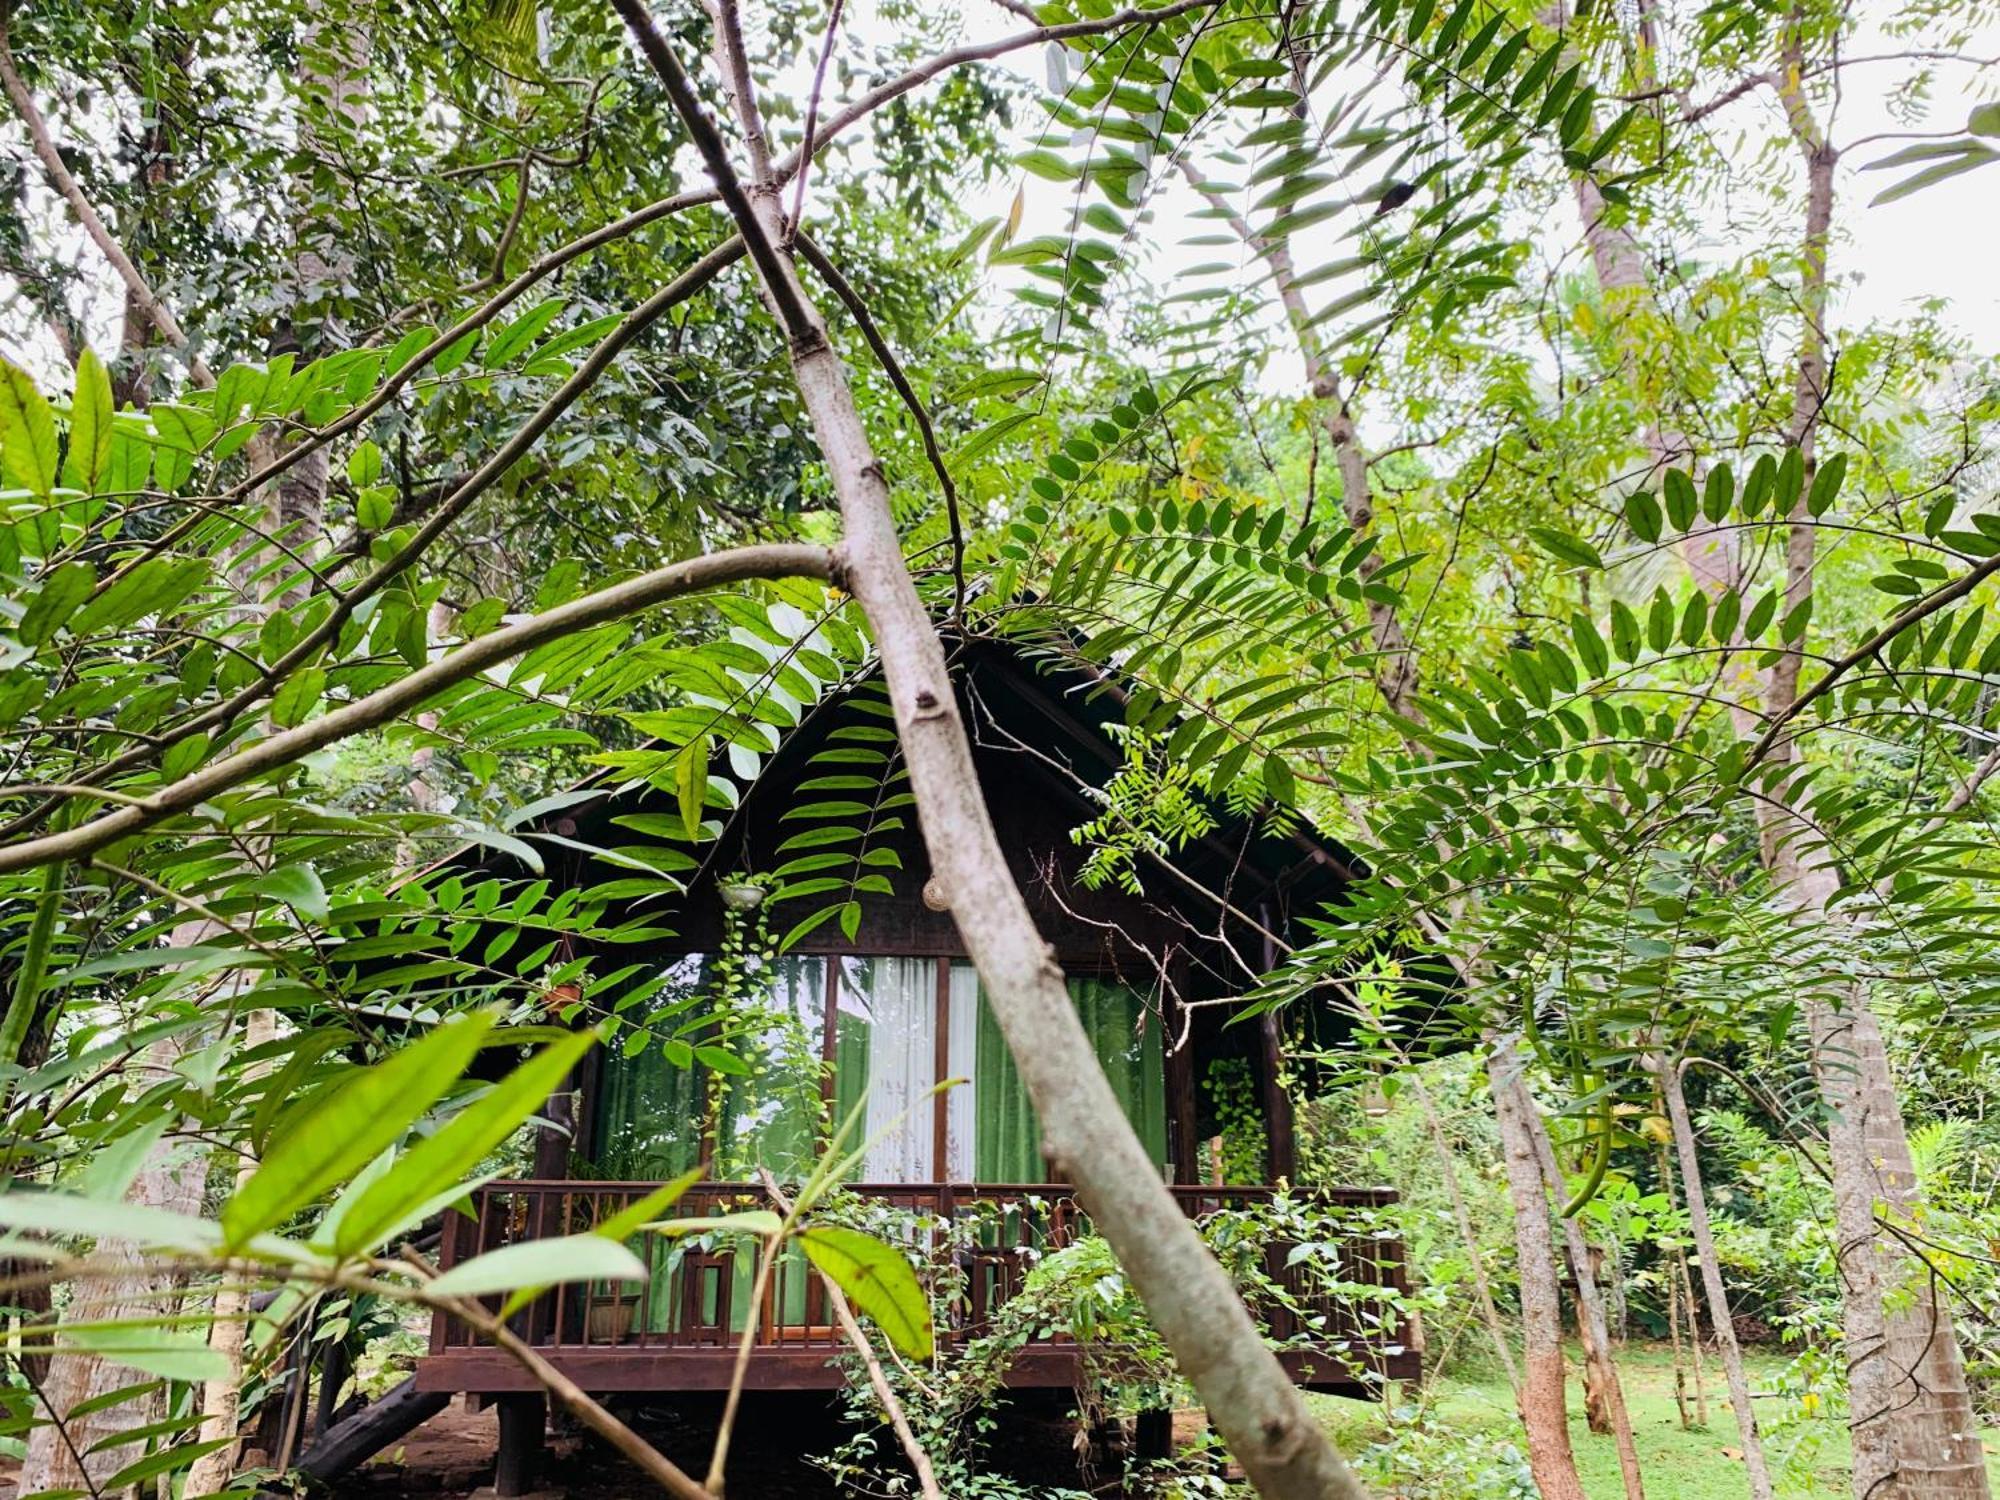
496, 631, 1364, 980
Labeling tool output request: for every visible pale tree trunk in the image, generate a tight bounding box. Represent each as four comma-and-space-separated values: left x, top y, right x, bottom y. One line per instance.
1679, 1244, 1710, 1427
187, 26, 363, 1487
1487, 1038, 1588, 1500
1654, 1138, 1709, 1430
1527, 1092, 1646, 1500
1760, 40, 1987, 1496
181, 1010, 277, 1495
1658, 1057, 1774, 1500
18, 992, 208, 1493
1176, 159, 1413, 717
610, 8, 1375, 1495
1664, 1217, 1693, 1429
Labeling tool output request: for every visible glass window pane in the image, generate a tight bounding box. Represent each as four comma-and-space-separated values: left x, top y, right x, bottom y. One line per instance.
835, 956, 940, 1182
968, 965, 1168, 1180
592, 954, 714, 1179
592, 954, 831, 1183
712, 954, 830, 1181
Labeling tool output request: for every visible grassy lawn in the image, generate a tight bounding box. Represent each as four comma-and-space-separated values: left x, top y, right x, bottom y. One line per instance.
1314, 1342, 2000, 1498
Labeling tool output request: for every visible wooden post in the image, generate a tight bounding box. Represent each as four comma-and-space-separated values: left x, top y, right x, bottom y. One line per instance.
1135, 1407, 1174, 1462
1256, 906, 1297, 1182
494, 1392, 545, 1498
1163, 981, 1199, 1186
1258, 1011, 1297, 1182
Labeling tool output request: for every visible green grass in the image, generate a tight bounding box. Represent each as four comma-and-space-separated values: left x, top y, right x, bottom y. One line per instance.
1314, 1342, 2000, 1498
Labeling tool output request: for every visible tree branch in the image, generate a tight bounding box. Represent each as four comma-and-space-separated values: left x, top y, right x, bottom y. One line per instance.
609, 6, 1374, 1496
0, 541, 831, 875
0, 22, 213, 387
29, 237, 748, 827
794, 232, 965, 619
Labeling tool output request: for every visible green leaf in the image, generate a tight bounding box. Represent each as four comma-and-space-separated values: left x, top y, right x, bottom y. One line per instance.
1528, 526, 1603, 570
1743, 588, 1779, 639
61, 349, 114, 493
69, 557, 207, 637
1645, 589, 1674, 653
646, 1209, 782, 1237
333, 1030, 597, 1255
1014, 149, 1077, 181
1711, 588, 1742, 644
222, 1012, 498, 1248
1663, 469, 1697, 532
428, 1234, 648, 1298
270, 667, 326, 728
1262, 752, 1296, 806
248, 864, 329, 921
100, 1438, 234, 1492
484, 299, 567, 367
593, 1169, 705, 1242
1775, 447, 1804, 515
1610, 601, 1641, 663
0, 1190, 312, 1264
1625, 490, 1662, 544
17, 562, 96, 645
799, 1224, 935, 1360
1570, 612, 1609, 678
64, 1325, 229, 1386
0, 357, 59, 496
675, 735, 708, 841
347, 438, 383, 489
1806, 451, 1848, 517
1702, 464, 1734, 523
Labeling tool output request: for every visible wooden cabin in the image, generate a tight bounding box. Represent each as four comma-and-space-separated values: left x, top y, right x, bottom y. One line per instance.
413, 636, 1416, 1477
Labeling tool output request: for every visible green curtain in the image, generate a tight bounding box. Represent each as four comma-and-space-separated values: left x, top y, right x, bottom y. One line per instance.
974, 982, 1041, 1181
970, 966, 1167, 1181
833, 1003, 871, 1173
591, 955, 713, 1179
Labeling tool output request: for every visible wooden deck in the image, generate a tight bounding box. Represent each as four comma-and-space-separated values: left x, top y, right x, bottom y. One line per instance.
416, 1180, 1419, 1398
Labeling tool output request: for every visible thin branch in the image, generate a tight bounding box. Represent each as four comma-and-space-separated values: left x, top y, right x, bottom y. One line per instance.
762, 1173, 941, 1500
29, 238, 748, 826
788, 0, 847, 236
0, 23, 213, 387
794, 232, 965, 618
400, 1252, 712, 1500
0, 541, 832, 875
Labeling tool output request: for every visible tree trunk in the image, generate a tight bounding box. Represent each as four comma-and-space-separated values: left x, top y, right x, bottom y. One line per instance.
1526, 1091, 1646, 1500
1487, 1038, 1587, 1500
1679, 1246, 1710, 1427
15, 1111, 206, 1493
612, 10, 1376, 1496
1760, 43, 1988, 1492
1659, 1057, 1774, 1500
182, 1012, 278, 1494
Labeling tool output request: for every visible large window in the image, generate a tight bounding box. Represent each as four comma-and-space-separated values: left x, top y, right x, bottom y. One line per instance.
593, 955, 1167, 1183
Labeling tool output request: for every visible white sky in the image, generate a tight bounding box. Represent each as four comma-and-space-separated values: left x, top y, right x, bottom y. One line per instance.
903, 0, 2000, 377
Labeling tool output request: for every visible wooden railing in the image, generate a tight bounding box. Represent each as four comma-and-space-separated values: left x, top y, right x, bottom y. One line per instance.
427, 1180, 1411, 1381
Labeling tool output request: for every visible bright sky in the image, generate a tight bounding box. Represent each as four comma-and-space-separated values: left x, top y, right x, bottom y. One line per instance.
902, 0, 2000, 372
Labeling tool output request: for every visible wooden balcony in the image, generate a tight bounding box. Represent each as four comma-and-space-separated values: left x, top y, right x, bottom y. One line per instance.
416, 1180, 1419, 1398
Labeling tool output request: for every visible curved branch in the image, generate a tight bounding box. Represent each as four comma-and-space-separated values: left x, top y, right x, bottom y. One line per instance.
0, 541, 832, 875
24, 237, 747, 829
0, 23, 213, 387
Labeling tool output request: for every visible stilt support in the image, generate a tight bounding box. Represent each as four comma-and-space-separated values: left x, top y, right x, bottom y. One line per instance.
1136, 1407, 1173, 1463
495, 1392, 545, 1498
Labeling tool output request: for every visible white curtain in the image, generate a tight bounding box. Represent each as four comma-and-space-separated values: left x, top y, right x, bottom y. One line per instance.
858, 957, 937, 1182
943, 963, 979, 1180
